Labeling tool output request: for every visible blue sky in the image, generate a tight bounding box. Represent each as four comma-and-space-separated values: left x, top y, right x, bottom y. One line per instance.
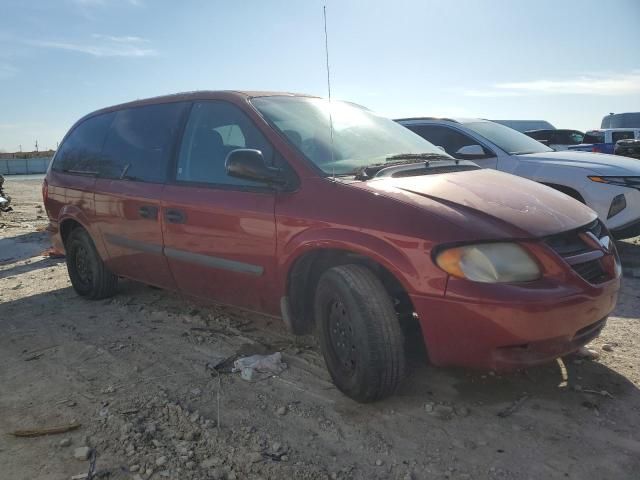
1, 0, 639, 152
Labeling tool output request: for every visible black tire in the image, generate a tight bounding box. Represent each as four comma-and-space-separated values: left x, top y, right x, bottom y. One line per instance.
314, 264, 405, 402
66, 228, 118, 299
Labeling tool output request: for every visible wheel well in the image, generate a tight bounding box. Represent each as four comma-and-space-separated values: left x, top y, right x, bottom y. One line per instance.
541, 183, 585, 204
60, 219, 83, 245
285, 249, 414, 335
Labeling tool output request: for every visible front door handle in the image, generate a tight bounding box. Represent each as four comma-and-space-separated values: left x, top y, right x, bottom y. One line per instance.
165, 209, 186, 224
138, 205, 158, 220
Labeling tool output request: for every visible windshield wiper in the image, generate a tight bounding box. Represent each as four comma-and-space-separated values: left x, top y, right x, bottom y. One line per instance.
385, 152, 453, 162
352, 156, 472, 181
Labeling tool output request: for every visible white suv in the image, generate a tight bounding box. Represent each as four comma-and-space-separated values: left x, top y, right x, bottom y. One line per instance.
397, 118, 640, 239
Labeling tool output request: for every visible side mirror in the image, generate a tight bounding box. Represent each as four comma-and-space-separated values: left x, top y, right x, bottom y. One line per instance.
454, 144, 487, 159
225, 149, 286, 185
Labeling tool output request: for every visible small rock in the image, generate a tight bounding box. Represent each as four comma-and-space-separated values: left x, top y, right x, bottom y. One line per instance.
424, 403, 434, 413
73, 446, 91, 460
276, 406, 287, 416
201, 457, 221, 469
602, 344, 614, 352
455, 406, 470, 417
130, 464, 140, 472
248, 452, 263, 463
155, 456, 167, 467
280, 454, 289, 462
190, 388, 202, 396
430, 405, 455, 419
375, 459, 384, 466
575, 346, 600, 360
59, 438, 72, 447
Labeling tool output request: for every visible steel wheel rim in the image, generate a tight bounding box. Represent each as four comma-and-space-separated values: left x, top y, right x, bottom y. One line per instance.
327, 296, 357, 375
75, 245, 93, 287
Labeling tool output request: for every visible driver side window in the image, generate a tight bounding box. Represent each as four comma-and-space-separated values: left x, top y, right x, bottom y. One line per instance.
177, 101, 273, 186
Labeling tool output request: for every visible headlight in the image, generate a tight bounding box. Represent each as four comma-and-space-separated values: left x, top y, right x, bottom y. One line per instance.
435, 243, 541, 283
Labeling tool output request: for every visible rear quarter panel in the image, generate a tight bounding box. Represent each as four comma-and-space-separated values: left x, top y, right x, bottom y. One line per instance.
45, 171, 108, 258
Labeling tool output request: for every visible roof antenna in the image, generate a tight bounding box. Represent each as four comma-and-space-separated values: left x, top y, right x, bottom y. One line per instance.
323, 5, 336, 181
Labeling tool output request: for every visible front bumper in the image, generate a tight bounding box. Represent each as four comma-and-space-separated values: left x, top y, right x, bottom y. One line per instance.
410, 275, 619, 371
595, 186, 640, 235
611, 217, 640, 239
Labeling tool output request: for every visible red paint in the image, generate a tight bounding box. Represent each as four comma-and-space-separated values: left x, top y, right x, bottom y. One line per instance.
44, 91, 621, 372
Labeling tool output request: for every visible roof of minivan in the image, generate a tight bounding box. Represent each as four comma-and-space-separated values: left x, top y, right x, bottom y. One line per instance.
87, 90, 319, 116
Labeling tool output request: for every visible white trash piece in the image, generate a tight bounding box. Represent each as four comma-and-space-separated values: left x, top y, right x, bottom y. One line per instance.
233, 352, 287, 381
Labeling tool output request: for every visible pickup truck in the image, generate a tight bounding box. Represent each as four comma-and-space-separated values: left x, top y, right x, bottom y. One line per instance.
569, 128, 640, 154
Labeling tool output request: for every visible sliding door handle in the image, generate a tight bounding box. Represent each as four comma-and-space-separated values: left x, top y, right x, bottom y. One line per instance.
138, 205, 158, 220
165, 209, 186, 224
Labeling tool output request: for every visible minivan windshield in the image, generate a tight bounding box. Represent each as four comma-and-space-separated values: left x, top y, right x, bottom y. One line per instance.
251, 96, 450, 175
463, 121, 553, 155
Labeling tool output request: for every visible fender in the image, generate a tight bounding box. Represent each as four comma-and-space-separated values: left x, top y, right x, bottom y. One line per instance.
57, 205, 110, 261
278, 226, 440, 298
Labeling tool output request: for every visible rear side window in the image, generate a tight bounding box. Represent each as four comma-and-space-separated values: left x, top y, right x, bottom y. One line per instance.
583, 131, 605, 144
100, 102, 188, 182
52, 112, 114, 174
176, 101, 274, 187
612, 131, 635, 143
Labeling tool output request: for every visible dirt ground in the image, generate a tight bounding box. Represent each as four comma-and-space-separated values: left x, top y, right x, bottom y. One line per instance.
1, 178, 639, 480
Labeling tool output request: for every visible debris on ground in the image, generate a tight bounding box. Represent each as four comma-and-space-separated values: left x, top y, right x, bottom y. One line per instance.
497, 395, 530, 418
9, 422, 81, 438
233, 352, 287, 381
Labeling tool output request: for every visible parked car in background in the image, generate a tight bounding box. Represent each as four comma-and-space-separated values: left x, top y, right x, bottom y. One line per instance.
615, 139, 640, 160
602, 112, 640, 129
568, 128, 640, 154
397, 117, 640, 239
44, 91, 621, 402
491, 119, 555, 132
525, 129, 584, 150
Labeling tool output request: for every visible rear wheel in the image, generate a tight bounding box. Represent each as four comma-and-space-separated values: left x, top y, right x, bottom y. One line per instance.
314, 264, 405, 402
66, 228, 118, 299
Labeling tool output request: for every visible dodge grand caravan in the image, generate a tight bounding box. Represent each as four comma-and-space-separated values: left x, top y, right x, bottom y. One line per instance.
44, 91, 621, 402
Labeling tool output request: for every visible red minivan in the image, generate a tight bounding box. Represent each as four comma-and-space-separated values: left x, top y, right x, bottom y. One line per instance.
44, 91, 621, 402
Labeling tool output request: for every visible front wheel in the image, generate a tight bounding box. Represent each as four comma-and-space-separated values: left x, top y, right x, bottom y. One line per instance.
66, 228, 118, 299
314, 264, 405, 402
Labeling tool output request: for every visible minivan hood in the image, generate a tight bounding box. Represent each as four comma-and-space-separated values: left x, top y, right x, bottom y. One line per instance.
518, 150, 640, 175
355, 169, 596, 239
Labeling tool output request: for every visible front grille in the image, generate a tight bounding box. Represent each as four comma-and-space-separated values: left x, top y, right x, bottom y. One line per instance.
572, 259, 608, 284
545, 220, 611, 284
